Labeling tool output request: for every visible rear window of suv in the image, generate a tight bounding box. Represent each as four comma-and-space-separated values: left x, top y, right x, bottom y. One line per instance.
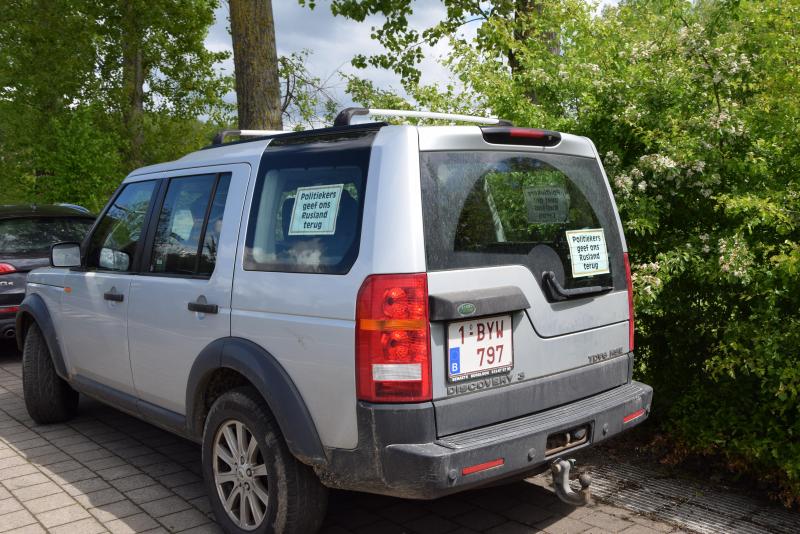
0, 217, 94, 255
420, 151, 625, 291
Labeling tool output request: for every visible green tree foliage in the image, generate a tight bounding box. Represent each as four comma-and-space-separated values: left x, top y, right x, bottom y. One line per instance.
318, 0, 800, 503
0, 0, 231, 211
300, 0, 554, 86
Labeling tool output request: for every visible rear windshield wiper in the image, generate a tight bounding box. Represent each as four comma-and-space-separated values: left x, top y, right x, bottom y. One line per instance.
542, 271, 613, 301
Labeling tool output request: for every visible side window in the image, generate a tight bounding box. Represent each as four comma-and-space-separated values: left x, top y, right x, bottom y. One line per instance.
149, 173, 231, 276
198, 174, 231, 275
87, 180, 157, 271
243, 132, 374, 274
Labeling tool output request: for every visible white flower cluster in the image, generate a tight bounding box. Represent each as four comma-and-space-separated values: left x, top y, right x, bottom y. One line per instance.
614, 172, 633, 195
700, 233, 711, 254
709, 111, 746, 136
604, 151, 621, 169
527, 67, 551, 85
582, 63, 601, 73
632, 261, 662, 299
621, 103, 644, 123
612, 167, 647, 197
612, 154, 724, 202
629, 41, 657, 62
718, 234, 754, 282
639, 154, 678, 172
679, 22, 755, 91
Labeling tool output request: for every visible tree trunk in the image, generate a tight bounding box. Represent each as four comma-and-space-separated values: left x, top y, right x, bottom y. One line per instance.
509, 0, 537, 103
229, 0, 282, 130
508, 0, 559, 104
121, 0, 145, 170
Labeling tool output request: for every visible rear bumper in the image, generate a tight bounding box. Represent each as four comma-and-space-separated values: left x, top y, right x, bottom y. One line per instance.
0, 316, 15, 338
319, 381, 652, 499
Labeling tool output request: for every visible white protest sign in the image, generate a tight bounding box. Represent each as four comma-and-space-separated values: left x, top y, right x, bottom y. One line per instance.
566, 228, 610, 277
288, 184, 344, 236
523, 185, 569, 224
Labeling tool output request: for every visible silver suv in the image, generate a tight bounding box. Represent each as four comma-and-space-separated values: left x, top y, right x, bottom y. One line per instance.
16, 108, 652, 534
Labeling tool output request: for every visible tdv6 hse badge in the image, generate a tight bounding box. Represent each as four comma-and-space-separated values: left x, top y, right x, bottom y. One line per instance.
587, 346, 624, 364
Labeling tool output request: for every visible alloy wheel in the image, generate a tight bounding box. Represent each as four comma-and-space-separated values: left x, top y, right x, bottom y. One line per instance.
213, 419, 269, 530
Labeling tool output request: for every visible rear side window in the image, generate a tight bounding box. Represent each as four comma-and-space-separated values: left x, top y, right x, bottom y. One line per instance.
86, 180, 157, 271
420, 151, 625, 291
0, 217, 93, 255
244, 131, 375, 274
149, 173, 232, 276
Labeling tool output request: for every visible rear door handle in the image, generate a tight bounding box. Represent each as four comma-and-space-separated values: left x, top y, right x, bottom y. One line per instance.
188, 301, 218, 314
103, 292, 124, 302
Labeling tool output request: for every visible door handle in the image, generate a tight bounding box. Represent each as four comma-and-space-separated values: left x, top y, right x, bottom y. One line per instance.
188, 301, 218, 314
103, 291, 124, 302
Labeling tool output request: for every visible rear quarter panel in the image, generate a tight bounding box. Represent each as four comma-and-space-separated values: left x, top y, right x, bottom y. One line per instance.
231, 126, 426, 450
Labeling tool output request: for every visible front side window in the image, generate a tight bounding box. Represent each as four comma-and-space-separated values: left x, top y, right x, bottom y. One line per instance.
0, 217, 93, 255
149, 173, 231, 276
86, 180, 157, 271
244, 131, 375, 274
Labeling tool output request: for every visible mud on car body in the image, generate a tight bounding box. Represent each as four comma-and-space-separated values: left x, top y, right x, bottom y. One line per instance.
16, 108, 652, 534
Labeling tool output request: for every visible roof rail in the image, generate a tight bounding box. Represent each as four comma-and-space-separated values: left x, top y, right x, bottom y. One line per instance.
212, 129, 285, 146
333, 107, 513, 127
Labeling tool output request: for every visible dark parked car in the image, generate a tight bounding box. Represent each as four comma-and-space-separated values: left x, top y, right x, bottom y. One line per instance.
0, 204, 95, 339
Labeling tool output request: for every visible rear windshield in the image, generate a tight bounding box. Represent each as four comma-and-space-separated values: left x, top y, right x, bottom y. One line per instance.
0, 217, 94, 255
420, 151, 625, 291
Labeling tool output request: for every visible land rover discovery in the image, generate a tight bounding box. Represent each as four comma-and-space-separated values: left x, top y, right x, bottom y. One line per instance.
17, 108, 652, 534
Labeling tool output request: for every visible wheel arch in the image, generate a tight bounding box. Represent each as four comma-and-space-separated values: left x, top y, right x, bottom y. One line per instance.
187, 337, 328, 467
16, 293, 68, 379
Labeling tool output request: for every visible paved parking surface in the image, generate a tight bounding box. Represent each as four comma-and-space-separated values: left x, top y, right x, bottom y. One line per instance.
1, 341, 798, 533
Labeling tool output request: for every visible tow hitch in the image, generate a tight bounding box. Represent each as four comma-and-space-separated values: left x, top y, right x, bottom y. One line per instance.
551, 458, 592, 506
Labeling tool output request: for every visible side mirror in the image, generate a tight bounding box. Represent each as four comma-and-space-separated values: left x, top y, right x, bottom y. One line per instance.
50, 242, 82, 268
99, 247, 131, 271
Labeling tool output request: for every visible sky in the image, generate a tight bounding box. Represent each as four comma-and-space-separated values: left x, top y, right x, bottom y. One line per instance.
205, 1, 619, 115
205, 1, 456, 111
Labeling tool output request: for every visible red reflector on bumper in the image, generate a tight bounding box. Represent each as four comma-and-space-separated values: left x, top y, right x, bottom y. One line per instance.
0, 306, 19, 315
623, 408, 645, 423
462, 458, 504, 476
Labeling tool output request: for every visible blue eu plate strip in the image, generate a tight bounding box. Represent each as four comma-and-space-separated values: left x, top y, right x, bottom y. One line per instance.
449, 347, 461, 375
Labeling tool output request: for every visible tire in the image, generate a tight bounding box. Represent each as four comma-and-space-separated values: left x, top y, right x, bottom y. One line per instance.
202, 387, 328, 534
22, 322, 79, 424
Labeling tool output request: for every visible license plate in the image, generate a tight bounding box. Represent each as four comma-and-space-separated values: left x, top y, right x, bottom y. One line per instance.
447, 315, 513, 382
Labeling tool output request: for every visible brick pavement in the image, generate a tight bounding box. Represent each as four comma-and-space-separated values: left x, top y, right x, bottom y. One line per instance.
0, 342, 792, 533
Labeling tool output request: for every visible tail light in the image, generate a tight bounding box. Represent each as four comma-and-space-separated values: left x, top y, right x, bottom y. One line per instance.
356, 273, 432, 403
624, 252, 634, 351
0, 263, 16, 275
481, 127, 561, 147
